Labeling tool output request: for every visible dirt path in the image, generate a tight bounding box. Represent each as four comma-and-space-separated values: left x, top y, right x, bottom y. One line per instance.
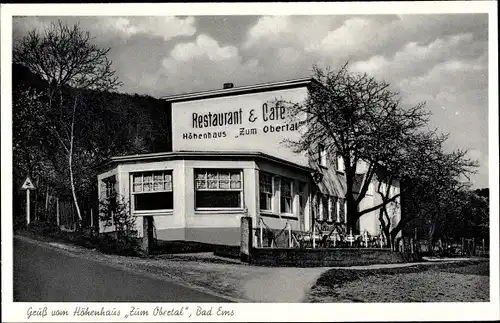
243, 267, 330, 302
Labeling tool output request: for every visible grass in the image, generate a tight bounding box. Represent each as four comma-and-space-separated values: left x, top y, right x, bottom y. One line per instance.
309, 260, 489, 302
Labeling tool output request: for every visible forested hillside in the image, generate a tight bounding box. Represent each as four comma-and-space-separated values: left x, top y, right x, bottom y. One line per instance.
12, 63, 172, 229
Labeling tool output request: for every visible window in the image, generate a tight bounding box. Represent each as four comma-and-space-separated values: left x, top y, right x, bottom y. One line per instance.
312, 193, 318, 219
260, 172, 301, 216
318, 144, 327, 167
336, 155, 344, 173
336, 198, 341, 222
344, 199, 348, 223
329, 196, 337, 222
132, 171, 173, 211
101, 175, 116, 200
259, 173, 273, 211
298, 182, 307, 217
317, 193, 328, 221
322, 194, 329, 221
195, 169, 242, 209
280, 177, 293, 214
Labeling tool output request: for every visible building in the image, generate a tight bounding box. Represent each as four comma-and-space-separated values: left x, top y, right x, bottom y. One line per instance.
97, 78, 401, 247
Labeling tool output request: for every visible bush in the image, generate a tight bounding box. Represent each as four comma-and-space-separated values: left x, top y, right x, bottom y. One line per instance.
27, 220, 62, 238
60, 227, 100, 249
24, 196, 143, 257
99, 194, 142, 256
98, 232, 141, 256
13, 214, 27, 231
152, 240, 214, 254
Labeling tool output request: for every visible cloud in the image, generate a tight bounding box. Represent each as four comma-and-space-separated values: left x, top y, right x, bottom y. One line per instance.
308, 17, 387, 54
80, 16, 197, 43
276, 47, 302, 64
393, 50, 488, 181
349, 55, 390, 76
466, 149, 489, 189
243, 15, 346, 51
302, 14, 487, 64
12, 16, 54, 40
349, 32, 485, 82
397, 53, 487, 96
99, 16, 196, 41
11, 15, 489, 187
13, 16, 51, 32
169, 34, 239, 62
160, 34, 258, 94
13, 16, 197, 43
245, 15, 291, 46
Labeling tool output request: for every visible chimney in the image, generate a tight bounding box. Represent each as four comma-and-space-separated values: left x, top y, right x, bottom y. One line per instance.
223, 83, 234, 89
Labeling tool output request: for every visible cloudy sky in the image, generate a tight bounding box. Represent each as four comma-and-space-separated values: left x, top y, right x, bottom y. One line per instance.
12, 14, 489, 188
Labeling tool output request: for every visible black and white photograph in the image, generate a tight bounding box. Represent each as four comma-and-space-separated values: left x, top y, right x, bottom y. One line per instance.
1, 2, 498, 322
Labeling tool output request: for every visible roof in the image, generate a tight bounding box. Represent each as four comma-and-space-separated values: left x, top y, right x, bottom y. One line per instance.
97, 150, 314, 174
161, 77, 318, 103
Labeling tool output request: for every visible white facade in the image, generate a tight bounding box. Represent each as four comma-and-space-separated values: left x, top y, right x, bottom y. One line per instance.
171, 85, 309, 166
98, 153, 312, 246
97, 78, 401, 246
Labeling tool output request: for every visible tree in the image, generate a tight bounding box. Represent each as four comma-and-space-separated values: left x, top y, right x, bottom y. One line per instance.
12, 87, 54, 226
377, 130, 476, 248
278, 63, 431, 232
410, 186, 488, 248
13, 21, 121, 225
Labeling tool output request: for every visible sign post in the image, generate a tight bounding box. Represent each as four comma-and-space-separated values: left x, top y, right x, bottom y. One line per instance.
21, 176, 36, 228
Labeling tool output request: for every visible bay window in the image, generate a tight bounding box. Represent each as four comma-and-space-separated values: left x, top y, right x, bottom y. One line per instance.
195, 169, 242, 209
132, 171, 173, 211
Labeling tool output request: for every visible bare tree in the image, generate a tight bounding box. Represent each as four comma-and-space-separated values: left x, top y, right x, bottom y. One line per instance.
14, 21, 121, 225
277, 63, 476, 234
277, 63, 430, 232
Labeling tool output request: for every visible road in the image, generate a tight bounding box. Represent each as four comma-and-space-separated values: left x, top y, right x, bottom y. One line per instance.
13, 237, 232, 302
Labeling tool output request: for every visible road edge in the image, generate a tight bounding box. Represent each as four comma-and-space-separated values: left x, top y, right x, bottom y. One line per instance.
13, 234, 246, 303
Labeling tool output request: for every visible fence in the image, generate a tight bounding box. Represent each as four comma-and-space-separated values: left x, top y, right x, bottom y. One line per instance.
243, 216, 403, 267
26, 193, 98, 232
252, 217, 389, 250
242, 216, 488, 267
57, 199, 77, 231
411, 237, 489, 257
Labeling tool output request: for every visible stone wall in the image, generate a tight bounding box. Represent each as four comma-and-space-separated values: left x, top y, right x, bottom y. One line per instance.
250, 247, 406, 267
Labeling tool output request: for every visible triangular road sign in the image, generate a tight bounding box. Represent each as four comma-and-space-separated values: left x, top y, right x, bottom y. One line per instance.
21, 176, 36, 190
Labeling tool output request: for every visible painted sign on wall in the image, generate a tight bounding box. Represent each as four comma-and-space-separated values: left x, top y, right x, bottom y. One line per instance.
171, 87, 309, 166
